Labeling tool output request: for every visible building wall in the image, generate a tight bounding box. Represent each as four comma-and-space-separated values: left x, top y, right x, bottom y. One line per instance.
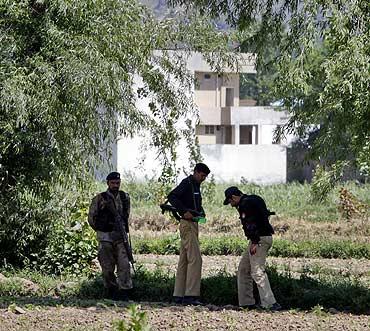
115, 51, 294, 184
200, 144, 287, 184
195, 72, 240, 109
194, 72, 218, 107
230, 107, 288, 125
117, 137, 287, 184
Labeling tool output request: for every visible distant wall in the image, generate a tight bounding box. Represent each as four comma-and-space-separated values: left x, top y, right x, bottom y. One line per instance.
116, 138, 287, 184
200, 144, 287, 184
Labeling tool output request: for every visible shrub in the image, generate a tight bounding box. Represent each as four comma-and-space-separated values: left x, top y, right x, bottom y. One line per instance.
34, 201, 98, 275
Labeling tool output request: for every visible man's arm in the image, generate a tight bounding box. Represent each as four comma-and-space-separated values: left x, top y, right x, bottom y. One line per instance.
88, 195, 100, 231
167, 179, 189, 216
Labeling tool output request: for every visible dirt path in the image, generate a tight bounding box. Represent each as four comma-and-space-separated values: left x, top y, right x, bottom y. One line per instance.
0, 302, 369, 331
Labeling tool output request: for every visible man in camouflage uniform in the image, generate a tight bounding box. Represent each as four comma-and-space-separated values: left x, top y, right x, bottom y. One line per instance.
88, 172, 133, 300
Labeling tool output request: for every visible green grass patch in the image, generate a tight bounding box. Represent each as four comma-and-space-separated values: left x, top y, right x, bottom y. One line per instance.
133, 236, 370, 259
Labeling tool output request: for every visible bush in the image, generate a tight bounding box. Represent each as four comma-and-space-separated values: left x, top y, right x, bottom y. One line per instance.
34, 199, 98, 275
0, 178, 100, 273
0, 183, 53, 267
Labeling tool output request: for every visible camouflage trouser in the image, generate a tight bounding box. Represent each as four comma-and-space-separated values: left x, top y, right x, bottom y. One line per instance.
237, 236, 276, 308
173, 219, 202, 297
98, 240, 133, 290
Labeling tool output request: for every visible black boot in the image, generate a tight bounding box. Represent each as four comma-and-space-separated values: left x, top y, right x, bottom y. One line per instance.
173, 296, 183, 304
106, 287, 119, 300
117, 289, 130, 301
182, 296, 202, 305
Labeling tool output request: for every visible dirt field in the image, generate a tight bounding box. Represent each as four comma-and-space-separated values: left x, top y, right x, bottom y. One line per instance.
1, 302, 369, 331
1, 254, 369, 330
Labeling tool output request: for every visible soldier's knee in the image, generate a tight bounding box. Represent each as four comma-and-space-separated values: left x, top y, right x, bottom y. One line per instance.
251, 269, 265, 281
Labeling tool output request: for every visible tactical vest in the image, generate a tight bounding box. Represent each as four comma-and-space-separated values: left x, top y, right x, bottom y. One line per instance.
95, 191, 129, 233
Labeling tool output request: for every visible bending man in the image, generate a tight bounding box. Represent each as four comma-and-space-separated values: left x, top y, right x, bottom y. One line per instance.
223, 186, 281, 311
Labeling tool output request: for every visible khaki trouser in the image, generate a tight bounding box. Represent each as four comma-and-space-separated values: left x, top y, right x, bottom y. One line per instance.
173, 219, 202, 297
238, 236, 276, 308
98, 240, 133, 290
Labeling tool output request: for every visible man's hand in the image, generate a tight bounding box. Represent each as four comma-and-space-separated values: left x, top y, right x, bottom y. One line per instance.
183, 211, 194, 220
250, 243, 258, 255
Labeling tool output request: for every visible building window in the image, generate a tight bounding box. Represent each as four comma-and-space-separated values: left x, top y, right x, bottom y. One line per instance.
240, 125, 258, 144
205, 125, 215, 135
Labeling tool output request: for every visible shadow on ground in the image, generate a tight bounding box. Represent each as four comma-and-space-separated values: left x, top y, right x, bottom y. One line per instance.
0, 267, 369, 314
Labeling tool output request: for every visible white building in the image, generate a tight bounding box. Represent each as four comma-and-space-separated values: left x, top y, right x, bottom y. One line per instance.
117, 52, 294, 184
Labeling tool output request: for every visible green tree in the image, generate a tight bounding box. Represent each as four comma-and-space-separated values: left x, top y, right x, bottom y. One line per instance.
0, 0, 235, 266
172, 0, 370, 176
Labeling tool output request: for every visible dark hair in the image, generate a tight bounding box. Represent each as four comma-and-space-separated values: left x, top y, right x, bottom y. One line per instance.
194, 162, 210, 175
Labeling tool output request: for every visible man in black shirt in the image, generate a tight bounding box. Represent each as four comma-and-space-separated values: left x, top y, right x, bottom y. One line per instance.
223, 186, 281, 311
168, 163, 210, 305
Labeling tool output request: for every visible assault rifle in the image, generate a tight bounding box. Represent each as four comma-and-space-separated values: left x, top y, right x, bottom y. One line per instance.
115, 213, 135, 273
160, 201, 206, 223
105, 200, 135, 273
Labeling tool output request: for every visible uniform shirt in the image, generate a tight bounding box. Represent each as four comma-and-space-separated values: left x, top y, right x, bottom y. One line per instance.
167, 175, 203, 216
238, 194, 274, 244
88, 190, 130, 243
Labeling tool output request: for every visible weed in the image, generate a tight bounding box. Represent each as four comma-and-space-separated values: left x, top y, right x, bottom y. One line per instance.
113, 304, 151, 331
311, 304, 328, 317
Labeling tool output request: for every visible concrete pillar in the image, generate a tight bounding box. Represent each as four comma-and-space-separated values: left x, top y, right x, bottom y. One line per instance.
215, 74, 219, 107
252, 125, 257, 145
235, 124, 240, 145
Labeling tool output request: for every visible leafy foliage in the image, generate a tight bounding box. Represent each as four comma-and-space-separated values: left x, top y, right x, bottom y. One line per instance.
0, 0, 236, 267
171, 0, 370, 171
0, 0, 235, 183
310, 162, 347, 202
33, 197, 98, 275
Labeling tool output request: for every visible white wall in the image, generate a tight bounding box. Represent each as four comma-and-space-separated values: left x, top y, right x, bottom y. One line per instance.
230, 107, 289, 125
117, 134, 195, 180
260, 124, 276, 145
117, 139, 287, 184
200, 144, 287, 184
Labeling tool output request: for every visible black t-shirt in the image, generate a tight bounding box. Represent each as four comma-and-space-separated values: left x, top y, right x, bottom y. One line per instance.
167, 175, 203, 216
238, 194, 274, 243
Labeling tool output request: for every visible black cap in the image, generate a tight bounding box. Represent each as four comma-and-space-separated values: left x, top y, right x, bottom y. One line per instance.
194, 162, 211, 175
106, 172, 121, 181
223, 186, 242, 205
